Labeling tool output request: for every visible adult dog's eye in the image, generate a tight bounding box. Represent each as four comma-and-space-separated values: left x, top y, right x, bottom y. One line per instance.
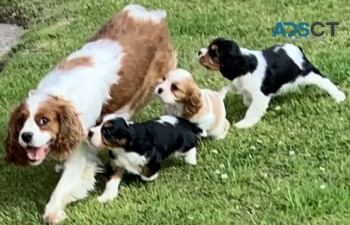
162, 77, 166, 81
171, 84, 178, 91
39, 117, 49, 126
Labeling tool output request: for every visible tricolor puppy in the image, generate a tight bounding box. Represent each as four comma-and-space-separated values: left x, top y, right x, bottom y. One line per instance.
4, 4, 176, 223
155, 69, 230, 139
88, 114, 202, 203
198, 38, 346, 129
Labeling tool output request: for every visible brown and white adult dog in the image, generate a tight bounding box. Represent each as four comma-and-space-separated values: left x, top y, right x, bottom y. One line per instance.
4, 4, 176, 224
155, 69, 229, 139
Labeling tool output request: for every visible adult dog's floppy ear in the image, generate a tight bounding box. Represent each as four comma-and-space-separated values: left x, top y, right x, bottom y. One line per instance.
4, 104, 29, 166
50, 98, 83, 160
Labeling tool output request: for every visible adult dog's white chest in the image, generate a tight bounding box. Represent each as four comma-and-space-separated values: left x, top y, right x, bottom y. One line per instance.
111, 148, 147, 175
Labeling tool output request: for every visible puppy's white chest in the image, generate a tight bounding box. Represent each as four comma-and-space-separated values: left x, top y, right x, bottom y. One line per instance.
111, 149, 147, 175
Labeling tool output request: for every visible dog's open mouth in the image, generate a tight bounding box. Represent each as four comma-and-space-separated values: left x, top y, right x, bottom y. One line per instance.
25, 141, 52, 162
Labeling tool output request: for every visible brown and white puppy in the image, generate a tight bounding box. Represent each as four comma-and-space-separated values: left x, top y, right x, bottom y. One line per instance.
155, 69, 229, 139
4, 4, 176, 224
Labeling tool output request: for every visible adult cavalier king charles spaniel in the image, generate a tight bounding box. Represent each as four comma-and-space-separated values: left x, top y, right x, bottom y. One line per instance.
4, 4, 176, 224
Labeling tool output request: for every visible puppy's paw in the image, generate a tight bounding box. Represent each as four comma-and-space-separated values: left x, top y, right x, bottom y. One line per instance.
43, 208, 66, 224
334, 91, 346, 103
214, 132, 228, 140
97, 191, 118, 203
235, 119, 257, 129
184, 148, 197, 165
199, 129, 208, 137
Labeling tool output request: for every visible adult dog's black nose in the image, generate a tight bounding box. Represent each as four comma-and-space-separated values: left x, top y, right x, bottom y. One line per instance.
157, 88, 163, 94
88, 130, 94, 139
21, 132, 33, 143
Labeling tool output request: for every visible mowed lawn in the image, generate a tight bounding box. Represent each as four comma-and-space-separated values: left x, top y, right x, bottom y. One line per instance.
0, 0, 350, 224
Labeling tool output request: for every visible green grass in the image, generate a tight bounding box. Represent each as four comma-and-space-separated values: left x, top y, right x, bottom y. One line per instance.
1, 0, 350, 224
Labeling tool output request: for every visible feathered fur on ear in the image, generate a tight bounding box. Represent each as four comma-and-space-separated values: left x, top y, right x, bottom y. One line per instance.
50, 98, 84, 161
183, 85, 202, 118
4, 104, 29, 166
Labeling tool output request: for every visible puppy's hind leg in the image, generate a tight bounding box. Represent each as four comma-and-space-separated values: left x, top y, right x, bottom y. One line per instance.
302, 71, 345, 103
235, 91, 271, 129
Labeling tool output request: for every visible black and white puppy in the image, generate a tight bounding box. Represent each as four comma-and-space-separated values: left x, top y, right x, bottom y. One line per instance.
88, 114, 202, 202
197, 38, 346, 128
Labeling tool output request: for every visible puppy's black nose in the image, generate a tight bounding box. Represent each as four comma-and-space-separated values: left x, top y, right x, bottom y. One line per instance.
197, 50, 202, 56
88, 130, 94, 138
157, 88, 163, 94
21, 132, 33, 143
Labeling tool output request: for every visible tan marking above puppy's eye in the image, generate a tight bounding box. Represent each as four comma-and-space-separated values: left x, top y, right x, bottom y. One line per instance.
102, 121, 114, 128
211, 44, 218, 51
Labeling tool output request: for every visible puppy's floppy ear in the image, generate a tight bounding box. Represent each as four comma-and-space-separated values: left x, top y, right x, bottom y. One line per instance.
115, 118, 130, 140
103, 118, 130, 147
218, 41, 241, 65
51, 99, 83, 160
183, 85, 202, 118
4, 104, 29, 166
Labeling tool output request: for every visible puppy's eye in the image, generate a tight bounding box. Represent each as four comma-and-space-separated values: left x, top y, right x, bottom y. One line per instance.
102, 121, 114, 129
171, 84, 178, 91
162, 77, 166, 81
39, 117, 49, 126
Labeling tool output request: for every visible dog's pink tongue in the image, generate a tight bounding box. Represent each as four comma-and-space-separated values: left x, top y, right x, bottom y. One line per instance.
27, 146, 46, 161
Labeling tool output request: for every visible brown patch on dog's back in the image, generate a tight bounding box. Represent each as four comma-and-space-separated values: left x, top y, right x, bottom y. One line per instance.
58, 56, 94, 71
90, 12, 176, 116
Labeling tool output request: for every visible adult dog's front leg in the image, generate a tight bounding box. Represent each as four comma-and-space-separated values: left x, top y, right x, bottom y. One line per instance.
43, 144, 99, 224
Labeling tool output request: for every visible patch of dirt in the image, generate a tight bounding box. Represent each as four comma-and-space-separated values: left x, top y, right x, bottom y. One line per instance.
0, 23, 24, 58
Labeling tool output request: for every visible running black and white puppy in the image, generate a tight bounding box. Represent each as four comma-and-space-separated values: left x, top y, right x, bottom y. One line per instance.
88, 114, 202, 202
197, 38, 346, 128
